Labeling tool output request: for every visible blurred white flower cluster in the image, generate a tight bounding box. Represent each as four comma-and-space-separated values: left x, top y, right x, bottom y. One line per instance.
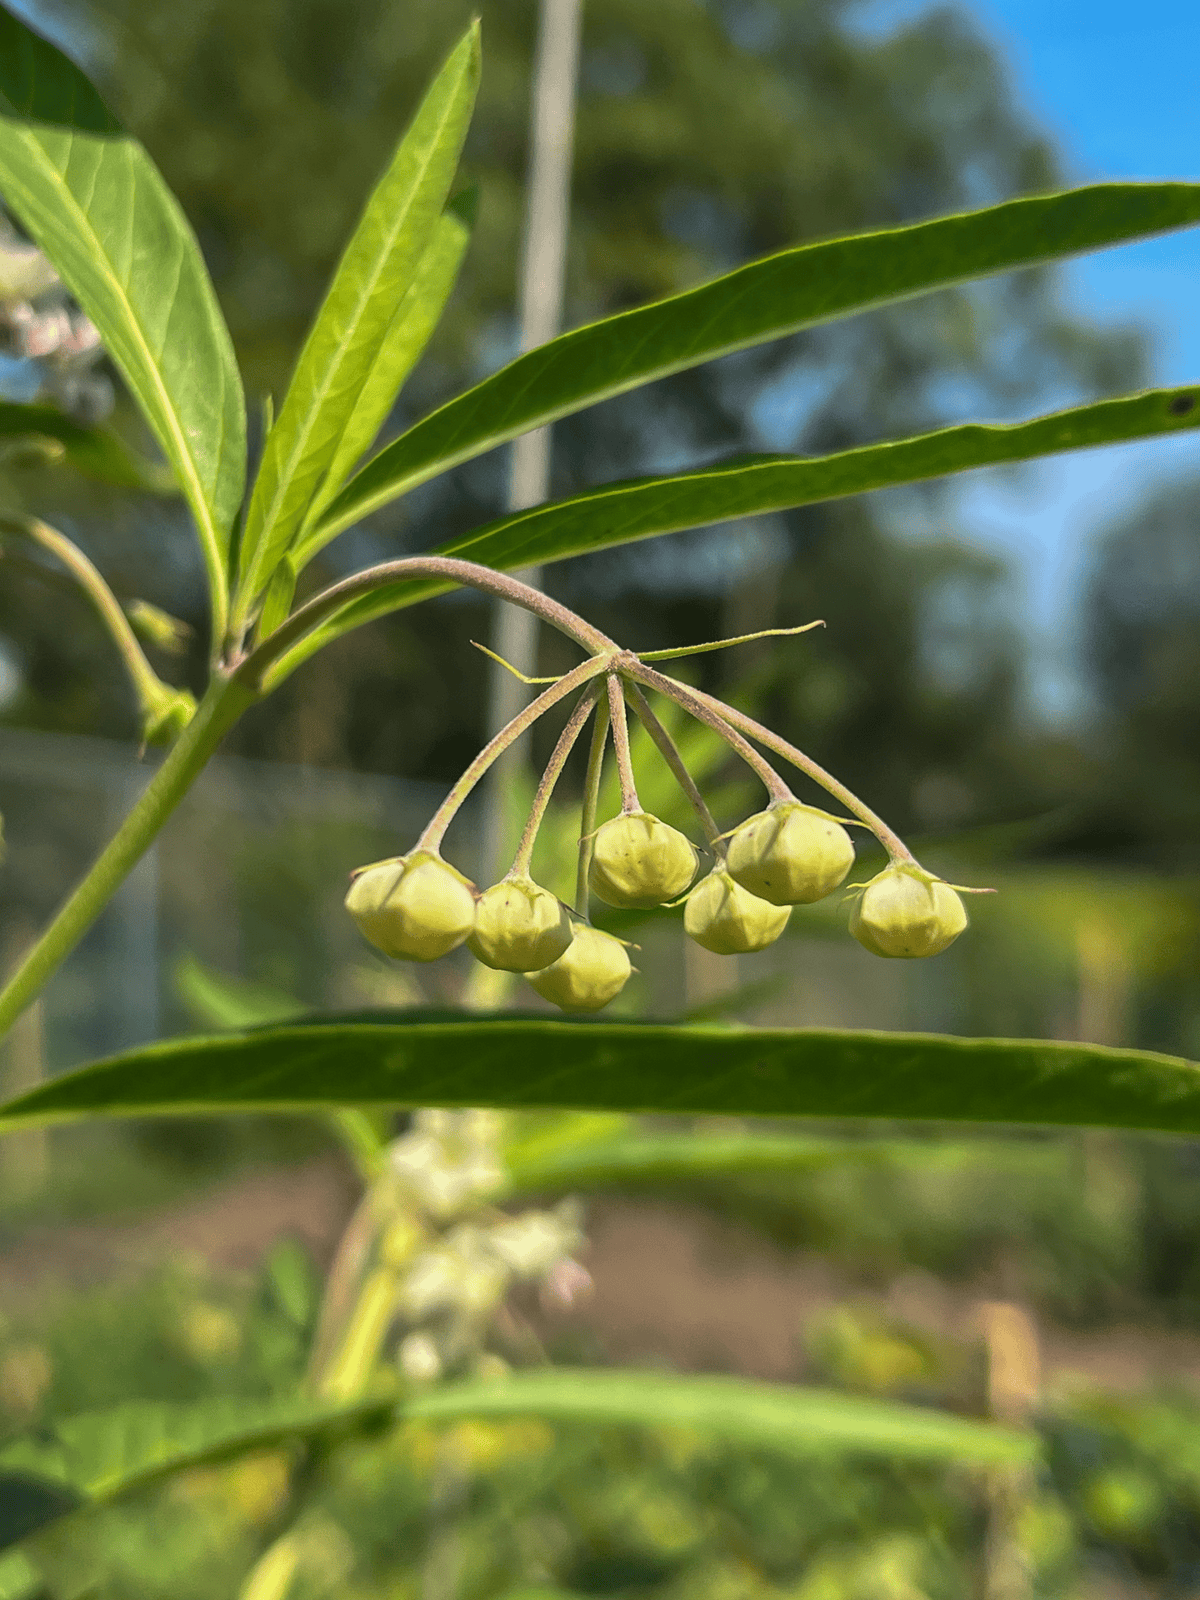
0, 215, 112, 423
383, 1109, 590, 1386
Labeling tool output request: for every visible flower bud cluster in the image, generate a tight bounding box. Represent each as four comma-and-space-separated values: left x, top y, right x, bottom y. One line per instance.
346, 849, 633, 1012
344, 657, 978, 1011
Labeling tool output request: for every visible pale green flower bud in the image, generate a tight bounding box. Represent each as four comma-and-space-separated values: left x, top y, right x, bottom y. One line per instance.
345, 851, 476, 962
849, 865, 967, 959
588, 811, 698, 909
526, 926, 632, 1013
684, 868, 791, 954
468, 876, 573, 972
725, 802, 855, 905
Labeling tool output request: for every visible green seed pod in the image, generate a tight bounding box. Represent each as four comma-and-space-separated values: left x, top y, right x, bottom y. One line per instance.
345, 851, 476, 962
684, 869, 791, 954
849, 865, 967, 959
725, 802, 855, 905
588, 811, 698, 909
526, 926, 632, 1012
468, 876, 573, 972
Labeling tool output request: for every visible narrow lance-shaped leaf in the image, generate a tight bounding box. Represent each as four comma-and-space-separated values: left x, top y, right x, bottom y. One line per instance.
401, 1368, 1035, 1466
294, 191, 476, 556
269, 384, 1198, 679
0, 1369, 1030, 1554
502, 1129, 984, 1199
0, 7, 245, 640
314, 182, 1200, 541
3, 1015, 1200, 1137
0, 1393, 389, 1551
234, 22, 480, 627
261, 197, 474, 636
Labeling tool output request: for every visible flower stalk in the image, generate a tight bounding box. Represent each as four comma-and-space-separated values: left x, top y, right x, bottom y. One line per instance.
511, 682, 603, 876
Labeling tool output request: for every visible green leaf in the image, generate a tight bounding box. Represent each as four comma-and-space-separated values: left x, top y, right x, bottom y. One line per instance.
503, 1130, 971, 1199
0, 1393, 388, 1551
235, 23, 480, 623
0, 1549, 42, 1600
0, 8, 245, 637
173, 952, 306, 1031
270, 386, 1199, 677
3, 1015, 1199, 1136
316, 183, 1200, 540
0, 400, 176, 492
292, 192, 476, 563
401, 1369, 1034, 1466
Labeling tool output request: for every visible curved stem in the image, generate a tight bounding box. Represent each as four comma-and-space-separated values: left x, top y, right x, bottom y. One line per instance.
683, 682, 917, 864
627, 662, 793, 806
0, 514, 173, 719
238, 556, 616, 690
0, 676, 255, 1040
575, 695, 610, 915
607, 675, 640, 813
624, 683, 720, 847
512, 683, 602, 877
417, 656, 611, 855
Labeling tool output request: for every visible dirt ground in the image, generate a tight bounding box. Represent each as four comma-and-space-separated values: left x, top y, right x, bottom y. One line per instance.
5, 1154, 1200, 1396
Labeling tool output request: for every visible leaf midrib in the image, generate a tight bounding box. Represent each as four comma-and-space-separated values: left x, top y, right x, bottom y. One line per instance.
8, 122, 229, 616
243, 53, 470, 595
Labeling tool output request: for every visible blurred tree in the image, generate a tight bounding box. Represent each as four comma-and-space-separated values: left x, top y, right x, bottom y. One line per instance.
2, 0, 1142, 828
1083, 476, 1200, 863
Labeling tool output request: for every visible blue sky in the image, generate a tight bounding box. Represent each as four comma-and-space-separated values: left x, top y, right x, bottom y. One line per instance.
858, 0, 1200, 715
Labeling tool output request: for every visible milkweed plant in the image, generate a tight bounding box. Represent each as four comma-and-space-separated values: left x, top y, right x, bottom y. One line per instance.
1, 7, 1200, 1592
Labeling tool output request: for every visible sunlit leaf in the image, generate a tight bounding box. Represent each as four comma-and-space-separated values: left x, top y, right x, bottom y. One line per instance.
0, 1548, 42, 1600
0, 7, 245, 635
3, 1015, 1198, 1136
0, 1393, 388, 1551
315, 183, 1200, 540
235, 23, 480, 621
270, 385, 1199, 677
292, 192, 475, 563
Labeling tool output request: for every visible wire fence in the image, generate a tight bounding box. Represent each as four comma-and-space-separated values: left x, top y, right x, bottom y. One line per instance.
1, 724, 992, 1099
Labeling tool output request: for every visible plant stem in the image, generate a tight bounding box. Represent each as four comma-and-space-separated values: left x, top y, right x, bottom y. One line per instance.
417, 656, 610, 855
607, 675, 640, 812
0, 677, 256, 1039
317, 1264, 401, 1401
239, 556, 616, 690
511, 683, 601, 876
623, 683, 720, 846
681, 681, 917, 864
627, 662, 794, 806
575, 695, 609, 915
0, 514, 174, 718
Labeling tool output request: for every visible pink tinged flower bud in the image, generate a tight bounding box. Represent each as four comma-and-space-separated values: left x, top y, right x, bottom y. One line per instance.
468, 876, 573, 972
849, 866, 968, 959
588, 811, 698, 909
345, 851, 476, 962
725, 802, 855, 905
684, 869, 791, 955
526, 926, 632, 1013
